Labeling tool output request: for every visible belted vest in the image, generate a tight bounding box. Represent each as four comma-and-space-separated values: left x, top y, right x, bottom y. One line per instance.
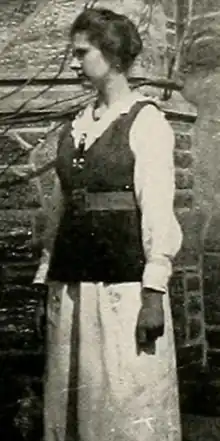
48, 100, 155, 283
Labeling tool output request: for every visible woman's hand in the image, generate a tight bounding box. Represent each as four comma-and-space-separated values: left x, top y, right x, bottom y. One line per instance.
135, 288, 165, 355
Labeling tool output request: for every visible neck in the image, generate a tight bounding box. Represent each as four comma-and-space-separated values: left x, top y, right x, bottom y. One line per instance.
98, 73, 131, 107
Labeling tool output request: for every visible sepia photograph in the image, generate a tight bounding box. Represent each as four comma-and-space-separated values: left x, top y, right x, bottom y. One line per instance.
0, 1, 220, 440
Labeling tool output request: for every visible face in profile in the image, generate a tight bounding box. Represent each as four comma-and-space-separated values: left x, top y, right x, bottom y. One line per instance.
70, 32, 112, 87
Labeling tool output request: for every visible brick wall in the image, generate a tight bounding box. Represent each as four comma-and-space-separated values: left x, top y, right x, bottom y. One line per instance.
177, 0, 220, 416
0, 0, 213, 437
0, 86, 201, 423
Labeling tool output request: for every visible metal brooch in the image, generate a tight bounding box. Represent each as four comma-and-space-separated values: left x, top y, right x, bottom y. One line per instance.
72, 132, 87, 169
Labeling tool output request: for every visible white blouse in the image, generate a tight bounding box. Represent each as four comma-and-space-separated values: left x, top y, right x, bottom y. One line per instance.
34, 91, 182, 292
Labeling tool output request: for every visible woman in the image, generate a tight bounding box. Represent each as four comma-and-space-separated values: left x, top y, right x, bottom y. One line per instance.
34, 7, 183, 441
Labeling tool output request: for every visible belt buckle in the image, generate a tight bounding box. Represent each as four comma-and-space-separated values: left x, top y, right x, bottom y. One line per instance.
72, 188, 87, 212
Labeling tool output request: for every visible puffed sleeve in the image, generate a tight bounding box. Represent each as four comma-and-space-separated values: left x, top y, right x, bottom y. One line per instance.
130, 104, 183, 292
33, 176, 64, 284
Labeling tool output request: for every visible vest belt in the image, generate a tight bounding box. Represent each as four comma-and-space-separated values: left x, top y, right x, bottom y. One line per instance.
71, 190, 136, 212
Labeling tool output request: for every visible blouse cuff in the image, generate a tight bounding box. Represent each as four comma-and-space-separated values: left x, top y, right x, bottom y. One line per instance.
142, 258, 172, 293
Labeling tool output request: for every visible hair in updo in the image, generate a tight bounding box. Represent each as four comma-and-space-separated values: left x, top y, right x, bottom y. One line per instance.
69, 8, 143, 72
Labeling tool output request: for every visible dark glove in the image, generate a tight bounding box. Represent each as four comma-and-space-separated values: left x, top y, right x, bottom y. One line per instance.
32, 283, 48, 340
135, 288, 165, 355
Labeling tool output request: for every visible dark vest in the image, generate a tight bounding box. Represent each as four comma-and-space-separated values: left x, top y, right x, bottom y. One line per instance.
47, 100, 156, 283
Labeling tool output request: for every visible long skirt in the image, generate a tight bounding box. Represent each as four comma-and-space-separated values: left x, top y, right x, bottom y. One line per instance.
44, 282, 181, 441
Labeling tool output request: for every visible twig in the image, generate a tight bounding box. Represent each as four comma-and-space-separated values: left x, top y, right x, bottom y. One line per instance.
0, 94, 94, 184
137, 0, 155, 33
11, 133, 33, 151
0, 0, 51, 58
84, 0, 99, 9
173, 0, 194, 76
22, 89, 94, 113
1, 0, 27, 26
0, 43, 71, 125
163, 0, 194, 99
0, 53, 61, 103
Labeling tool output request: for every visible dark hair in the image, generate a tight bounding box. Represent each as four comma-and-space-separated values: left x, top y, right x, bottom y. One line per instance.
69, 8, 142, 72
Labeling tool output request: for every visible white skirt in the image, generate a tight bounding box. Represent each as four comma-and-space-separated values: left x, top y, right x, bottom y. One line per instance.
45, 282, 181, 441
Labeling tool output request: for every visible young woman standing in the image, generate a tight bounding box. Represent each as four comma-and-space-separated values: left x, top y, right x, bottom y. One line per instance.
34, 8, 183, 441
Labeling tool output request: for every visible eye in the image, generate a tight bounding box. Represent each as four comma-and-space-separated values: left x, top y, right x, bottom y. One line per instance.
73, 48, 87, 59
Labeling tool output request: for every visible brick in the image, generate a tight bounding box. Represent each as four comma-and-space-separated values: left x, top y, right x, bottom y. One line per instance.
171, 121, 193, 135
31, 208, 47, 243
187, 293, 202, 316
0, 284, 44, 305
204, 253, 220, 273
178, 382, 199, 414
186, 274, 201, 292
204, 214, 220, 252
0, 327, 38, 351
175, 169, 194, 189
203, 255, 220, 324
208, 350, 220, 371
179, 374, 213, 415
0, 229, 38, 263
0, 83, 87, 113
174, 189, 193, 209
174, 209, 204, 266
173, 323, 186, 348
174, 150, 192, 168
0, 210, 33, 233
37, 169, 56, 203
177, 344, 203, 369
0, 180, 41, 209
0, 228, 32, 242
206, 326, 220, 350
205, 300, 220, 326
0, 246, 34, 263
188, 317, 203, 342
2, 262, 38, 284
0, 134, 30, 165
169, 270, 185, 296
175, 132, 192, 150
175, 248, 199, 268
170, 294, 186, 347
0, 351, 44, 377
201, 380, 220, 416
178, 364, 210, 413
178, 363, 205, 383
0, 284, 46, 352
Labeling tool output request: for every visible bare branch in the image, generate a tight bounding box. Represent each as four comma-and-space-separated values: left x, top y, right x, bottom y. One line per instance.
0, 0, 51, 58
0, 54, 60, 104
84, 0, 99, 9
0, 93, 94, 185
8, 130, 50, 212
0, 41, 71, 154
2, 0, 28, 25
20, 89, 94, 114
137, 0, 155, 33
172, 0, 194, 76
0, 43, 71, 123
11, 133, 35, 152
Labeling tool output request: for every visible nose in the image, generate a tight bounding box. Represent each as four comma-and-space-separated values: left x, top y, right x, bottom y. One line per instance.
70, 56, 81, 71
